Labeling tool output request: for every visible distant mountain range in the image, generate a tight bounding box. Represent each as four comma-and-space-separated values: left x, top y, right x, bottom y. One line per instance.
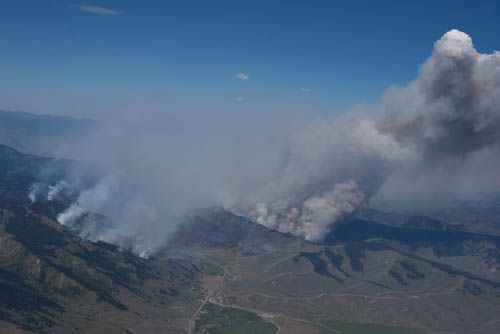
0, 110, 95, 157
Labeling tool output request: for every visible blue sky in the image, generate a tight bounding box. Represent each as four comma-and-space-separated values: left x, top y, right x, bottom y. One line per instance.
1, 0, 500, 120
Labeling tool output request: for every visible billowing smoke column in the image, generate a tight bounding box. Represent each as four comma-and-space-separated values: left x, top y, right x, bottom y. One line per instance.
246, 113, 410, 241
28, 173, 163, 258
379, 29, 500, 160
55, 173, 165, 259
56, 176, 116, 227
248, 180, 367, 241
246, 29, 500, 241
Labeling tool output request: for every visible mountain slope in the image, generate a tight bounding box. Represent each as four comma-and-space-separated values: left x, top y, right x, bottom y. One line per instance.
176, 207, 500, 334
0, 145, 203, 333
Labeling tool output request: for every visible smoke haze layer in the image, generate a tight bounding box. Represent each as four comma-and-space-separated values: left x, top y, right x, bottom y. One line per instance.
29, 29, 500, 253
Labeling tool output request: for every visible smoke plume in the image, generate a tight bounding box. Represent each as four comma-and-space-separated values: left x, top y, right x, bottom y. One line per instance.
246, 29, 500, 240
28, 183, 44, 203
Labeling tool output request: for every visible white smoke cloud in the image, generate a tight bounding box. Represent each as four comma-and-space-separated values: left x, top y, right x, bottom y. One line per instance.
54, 173, 173, 258
28, 180, 73, 202
47, 180, 70, 201
57, 175, 117, 227
248, 180, 364, 241
28, 182, 44, 202
244, 112, 405, 240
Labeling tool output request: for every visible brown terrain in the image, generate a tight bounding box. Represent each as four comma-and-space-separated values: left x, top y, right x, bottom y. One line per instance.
1, 144, 500, 334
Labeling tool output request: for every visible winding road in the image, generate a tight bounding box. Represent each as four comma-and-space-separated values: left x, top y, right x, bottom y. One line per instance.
187, 253, 228, 334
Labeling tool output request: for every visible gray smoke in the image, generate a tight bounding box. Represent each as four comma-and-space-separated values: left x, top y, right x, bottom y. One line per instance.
47, 180, 70, 201
246, 29, 500, 240
248, 180, 366, 241
244, 112, 409, 240
378, 29, 500, 160
27, 29, 500, 252
56, 175, 117, 228
28, 183, 44, 202
28, 180, 73, 202
55, 172, 173, 258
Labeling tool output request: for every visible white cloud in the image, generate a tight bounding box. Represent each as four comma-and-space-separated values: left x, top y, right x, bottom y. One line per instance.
76, 5, 121, 16
301, 87, 311, 94
233, 73, 249, 81
236, 97, 244, 102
